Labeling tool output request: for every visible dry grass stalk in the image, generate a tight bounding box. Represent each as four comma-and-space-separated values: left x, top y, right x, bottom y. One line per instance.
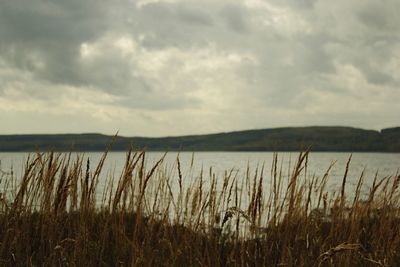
0, 149, 398, 266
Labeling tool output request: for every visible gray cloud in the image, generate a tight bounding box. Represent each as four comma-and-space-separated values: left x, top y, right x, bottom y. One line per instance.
220, 4, 251, 34
356, 1, 400, 32
0, 0, 399, 136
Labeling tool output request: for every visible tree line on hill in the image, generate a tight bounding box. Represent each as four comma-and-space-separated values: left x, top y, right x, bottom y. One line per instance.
0, 126, 399, 152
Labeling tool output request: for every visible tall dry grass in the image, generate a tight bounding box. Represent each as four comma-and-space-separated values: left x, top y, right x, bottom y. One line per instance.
0, 149, 399, 266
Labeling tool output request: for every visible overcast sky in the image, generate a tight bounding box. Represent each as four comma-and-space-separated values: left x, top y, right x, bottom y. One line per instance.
0, 0, 399, 136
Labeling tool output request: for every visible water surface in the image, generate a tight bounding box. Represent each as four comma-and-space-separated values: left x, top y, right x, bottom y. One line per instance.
0, 152, 399, 198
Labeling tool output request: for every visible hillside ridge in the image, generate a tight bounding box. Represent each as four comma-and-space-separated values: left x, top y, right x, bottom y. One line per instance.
0, 126, 399, 152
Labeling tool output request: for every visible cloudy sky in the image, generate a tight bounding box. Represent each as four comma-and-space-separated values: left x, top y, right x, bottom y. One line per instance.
0, 0, 399, 136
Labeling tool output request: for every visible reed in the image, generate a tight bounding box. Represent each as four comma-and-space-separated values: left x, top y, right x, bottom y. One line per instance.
0, 149, 399, 266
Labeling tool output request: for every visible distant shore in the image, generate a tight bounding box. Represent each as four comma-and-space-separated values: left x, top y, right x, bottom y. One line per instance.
0, 126, 399, 152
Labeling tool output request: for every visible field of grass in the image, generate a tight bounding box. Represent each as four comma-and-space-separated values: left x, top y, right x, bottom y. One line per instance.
0, 149, 399, 266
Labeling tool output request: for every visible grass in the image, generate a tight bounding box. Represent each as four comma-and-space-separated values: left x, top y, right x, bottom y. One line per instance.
0, 149, 399, 266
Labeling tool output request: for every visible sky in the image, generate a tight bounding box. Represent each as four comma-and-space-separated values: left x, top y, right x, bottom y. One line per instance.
0, 0, 399, 137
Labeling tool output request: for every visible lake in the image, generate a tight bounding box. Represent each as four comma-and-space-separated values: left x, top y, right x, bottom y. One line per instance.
1, 152, 399, 197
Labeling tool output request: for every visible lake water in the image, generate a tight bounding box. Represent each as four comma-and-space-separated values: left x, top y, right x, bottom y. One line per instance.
1, 151, 398, 235
1, 151, 399, 200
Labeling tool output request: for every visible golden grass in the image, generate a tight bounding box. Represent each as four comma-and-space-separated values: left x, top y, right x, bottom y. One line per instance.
0, 149, 399, 266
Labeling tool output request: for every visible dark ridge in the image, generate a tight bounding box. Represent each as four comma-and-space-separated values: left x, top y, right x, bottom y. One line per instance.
0, 126, 399, 152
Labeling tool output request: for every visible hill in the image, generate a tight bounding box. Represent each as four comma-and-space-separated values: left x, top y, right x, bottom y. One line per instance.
0, 126, 399, 152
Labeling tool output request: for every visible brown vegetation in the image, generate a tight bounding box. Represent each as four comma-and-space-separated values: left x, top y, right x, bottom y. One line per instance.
0, 149, 399, 266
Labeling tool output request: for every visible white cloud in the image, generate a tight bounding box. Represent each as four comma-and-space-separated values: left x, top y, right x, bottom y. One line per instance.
244, 0, 313, 35
76, 34, 258, 113
136, 0, 178, 9
0, 0, 399, 135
